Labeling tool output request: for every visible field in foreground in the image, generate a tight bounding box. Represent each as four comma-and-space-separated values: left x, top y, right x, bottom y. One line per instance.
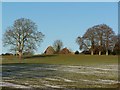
1, 55, 119, 89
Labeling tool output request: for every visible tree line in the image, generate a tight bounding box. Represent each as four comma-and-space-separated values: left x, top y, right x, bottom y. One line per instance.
76, 24, 119, 55
3, 18, 119, 59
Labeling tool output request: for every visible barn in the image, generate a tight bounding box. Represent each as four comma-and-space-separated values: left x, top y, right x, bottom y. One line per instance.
44, 46, 55, 55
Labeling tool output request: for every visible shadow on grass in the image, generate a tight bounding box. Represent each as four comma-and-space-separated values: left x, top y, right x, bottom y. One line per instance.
2, 54, 58, 65
2, 63, 27, 65
2, 87, 119, 90
23, 54, 58, 59
2, 87, 25, 90
2, 63, 61, 79
2, 62, 60, 65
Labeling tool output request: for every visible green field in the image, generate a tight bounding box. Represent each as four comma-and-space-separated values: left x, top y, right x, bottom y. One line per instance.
1, 55, 119, 89
2, 54, 118, 65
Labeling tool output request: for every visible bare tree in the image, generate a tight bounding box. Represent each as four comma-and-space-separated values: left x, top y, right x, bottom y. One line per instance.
53, 40, 63, 53
104, 25, 116, 55
95, 24, 115, 55
76, 36, 89, 52
3, 18, 44, 59
83, 28, 97, 55
92, 24, 105, 55
76, 24, 116, 55
113, 34, 120, 55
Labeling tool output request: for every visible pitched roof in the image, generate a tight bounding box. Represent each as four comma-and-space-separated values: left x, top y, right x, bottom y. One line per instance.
59, 48, 71, 54
44, 46, 55, 55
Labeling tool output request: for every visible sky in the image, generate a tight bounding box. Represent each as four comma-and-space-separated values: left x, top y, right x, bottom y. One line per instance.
1, 0, 119, 2
0, 2, 2, 54
2, 2, 118, 54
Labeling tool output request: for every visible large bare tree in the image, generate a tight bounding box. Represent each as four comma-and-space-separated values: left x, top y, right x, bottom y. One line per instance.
92, 25, 105, 55
76, 24, 116, 55
3, 18, 44, 59
83, 28, 97, 55
95, 24, 115, 55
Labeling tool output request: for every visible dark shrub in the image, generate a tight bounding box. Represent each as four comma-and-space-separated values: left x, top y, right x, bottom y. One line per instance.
3, 53, 13, 56
75, 51, 79, 54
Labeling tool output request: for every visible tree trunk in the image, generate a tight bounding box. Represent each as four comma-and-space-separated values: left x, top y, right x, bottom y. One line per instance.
15, 52, 17, 56
106, 50, 108, 55
18, 51, 22, 63
91, 50, 94, 55
99, 51, 101, 55
99, 34, 102, 56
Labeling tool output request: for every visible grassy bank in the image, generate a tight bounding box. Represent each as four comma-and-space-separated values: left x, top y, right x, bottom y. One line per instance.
2, 54, 118, 65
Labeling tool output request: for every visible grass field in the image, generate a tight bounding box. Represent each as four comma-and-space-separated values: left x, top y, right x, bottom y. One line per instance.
2, 54, 118, 65
1, 55, 119, 89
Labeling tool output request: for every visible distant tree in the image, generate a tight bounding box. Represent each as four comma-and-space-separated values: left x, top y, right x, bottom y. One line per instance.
113, 34, 120, 55
95, 24, 116, 55
3, 18, 44, 59
93, 45, 100, 54
53, 40, 63, 53
2, 53, 13, 56
76, 36, 89, 52
76, 24, 116, 55
92, 25, 105, 55
83, 28, 97, 55
113, 42, 120, 55
78, 27, 98, 55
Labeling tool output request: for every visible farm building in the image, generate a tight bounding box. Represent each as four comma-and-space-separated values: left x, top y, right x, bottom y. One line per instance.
59, 48, 71, 54
44, 46, 55, 55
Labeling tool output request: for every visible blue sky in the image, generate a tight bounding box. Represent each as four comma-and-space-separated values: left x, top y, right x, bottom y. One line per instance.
1, 0, 119, 2
0, 2, 2, 54
2, 2, 118, 54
